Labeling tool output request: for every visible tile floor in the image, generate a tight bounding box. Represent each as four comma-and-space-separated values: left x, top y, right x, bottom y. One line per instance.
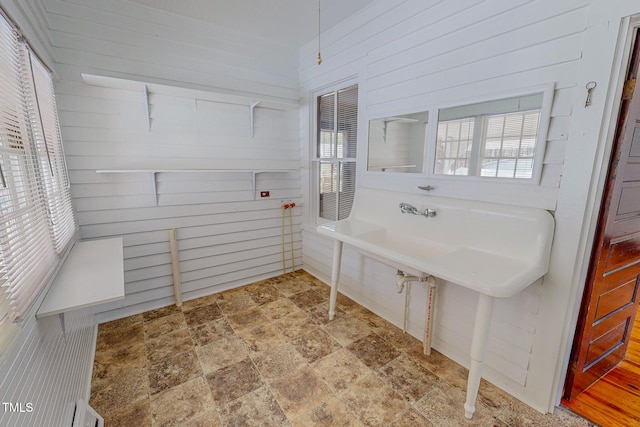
90, 270, 594, 426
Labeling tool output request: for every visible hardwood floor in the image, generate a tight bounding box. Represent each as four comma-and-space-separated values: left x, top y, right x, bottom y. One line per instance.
563, 312, 640, 426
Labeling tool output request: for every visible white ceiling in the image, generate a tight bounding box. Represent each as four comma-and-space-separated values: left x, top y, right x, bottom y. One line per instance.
127, 0, 377, 48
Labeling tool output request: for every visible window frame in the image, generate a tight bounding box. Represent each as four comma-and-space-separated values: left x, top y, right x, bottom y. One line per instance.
310, 80, 360, 225
427, 84, 555, 185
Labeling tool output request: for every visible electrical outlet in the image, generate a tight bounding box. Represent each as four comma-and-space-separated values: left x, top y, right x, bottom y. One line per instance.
260, 191, 270, 198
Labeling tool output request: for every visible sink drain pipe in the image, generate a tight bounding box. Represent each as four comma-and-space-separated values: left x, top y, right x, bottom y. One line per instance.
396, 271, 438, 355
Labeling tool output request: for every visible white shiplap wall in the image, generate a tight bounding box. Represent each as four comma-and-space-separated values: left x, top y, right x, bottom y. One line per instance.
37, 0, 303, 320
0, 307, 96, 427
300, 0, 589, 412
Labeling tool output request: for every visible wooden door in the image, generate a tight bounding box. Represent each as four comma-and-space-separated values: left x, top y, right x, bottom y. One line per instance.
564, 31, 640, 400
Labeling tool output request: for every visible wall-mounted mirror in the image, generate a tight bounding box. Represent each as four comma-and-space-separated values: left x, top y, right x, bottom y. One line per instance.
367, 111, 428, 173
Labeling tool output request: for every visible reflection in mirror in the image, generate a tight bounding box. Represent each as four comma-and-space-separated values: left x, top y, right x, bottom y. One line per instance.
367, 111, 428, 173
435, 93, 544, 179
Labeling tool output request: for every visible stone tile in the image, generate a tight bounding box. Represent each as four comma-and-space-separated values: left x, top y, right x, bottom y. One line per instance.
245, 283, 283, 305
272, 276, 313, 297
344, 304, 377, 321
498, 399, 594, 427
215, 288, 257, 314
182, 411, 221, 427
551, 406, 597, 426
274, 310, 317, 339
407, 347, 467, 380
98, 313, 143, 333
414, 381, 497, 427
206, 358, 264, 405
148, 349, 202, 395
372, 321, 424, 353
377, 354, 439, 403
346, 333, 401, 370
196, 335, 250, 373
96, 322, 144, 353
307, 303, 345, 326
261, 297, 302, 320
150, 377, 215, 427
143, 312, 187, 341
335, 293, 359, 311
293, 396, 362, 426
90, 367, 149, 417
389, 408, 433, 426
143, 304, 182, 322
291, 328, 342, 363
321, 314, 373, 346
251, 342, 307, 382
476, 378, 514, 413
310, 282, 331, 299
181, 294, 220, 311
235, 321, 288, 352
145, 328, 194, 365
351, 310, 399, 337
341, 374, 410, 427
189, 318, 234, 347
270, 366, 333, 420
218, 386, 287, 426
183, 303, 222, 327
226, 306, 270, 331
92, 341, 146, 385
289, 289, 326, 310
311, 348, 371, 393
103, 398, 151, 427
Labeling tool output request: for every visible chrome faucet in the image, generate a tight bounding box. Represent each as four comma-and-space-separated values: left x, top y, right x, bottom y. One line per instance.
399, 202, 437, 218
399, 202, 418, 214
423, 208, 437, 217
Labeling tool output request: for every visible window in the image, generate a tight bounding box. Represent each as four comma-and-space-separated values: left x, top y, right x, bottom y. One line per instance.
434, 92, 547, 181
314, 84, 358, 222
0, 11, 77, 360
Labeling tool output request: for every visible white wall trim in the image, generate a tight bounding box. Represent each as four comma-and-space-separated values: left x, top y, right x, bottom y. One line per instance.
551, 8, 640, 409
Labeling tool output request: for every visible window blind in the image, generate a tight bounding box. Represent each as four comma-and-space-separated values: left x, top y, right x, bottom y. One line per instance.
23, 47, 76, 253
317, 84, 358, 221
0, 11, 77, 360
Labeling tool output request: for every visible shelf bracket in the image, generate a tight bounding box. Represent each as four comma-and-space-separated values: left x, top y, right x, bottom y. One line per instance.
250, 101, 260, 137
143, 84, 151, 131
252, 171, 258, 200
151, 171, 158, 206
58, 313, 67, 341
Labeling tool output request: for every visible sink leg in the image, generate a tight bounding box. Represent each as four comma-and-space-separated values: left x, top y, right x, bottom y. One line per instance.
464, 294, 495, 419
329, 240, 343, 321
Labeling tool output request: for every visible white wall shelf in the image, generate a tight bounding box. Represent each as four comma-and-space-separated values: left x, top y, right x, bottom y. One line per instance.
96, 169, 294, 204
81, 73, 298, 136
37, 238, 124, 337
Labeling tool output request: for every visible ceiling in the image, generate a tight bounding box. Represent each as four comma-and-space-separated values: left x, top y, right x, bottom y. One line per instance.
126, 0, 377, 49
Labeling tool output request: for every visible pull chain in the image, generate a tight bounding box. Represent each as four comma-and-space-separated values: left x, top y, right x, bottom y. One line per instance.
317, 0, 322, 65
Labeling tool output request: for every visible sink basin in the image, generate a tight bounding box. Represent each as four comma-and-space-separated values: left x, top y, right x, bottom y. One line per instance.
316, 188, 554, 298
355, 228, 453, 259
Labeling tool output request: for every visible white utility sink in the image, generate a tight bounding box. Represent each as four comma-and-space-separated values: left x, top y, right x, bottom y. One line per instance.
317, 188, 555, 419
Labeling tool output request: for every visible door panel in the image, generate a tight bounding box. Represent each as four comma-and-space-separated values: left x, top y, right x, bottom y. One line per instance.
594, 279, 638, 320
564, 31, 640, 399
585, 319, 628, 368
618, 185, 640, 215
605, 234, 640, 270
